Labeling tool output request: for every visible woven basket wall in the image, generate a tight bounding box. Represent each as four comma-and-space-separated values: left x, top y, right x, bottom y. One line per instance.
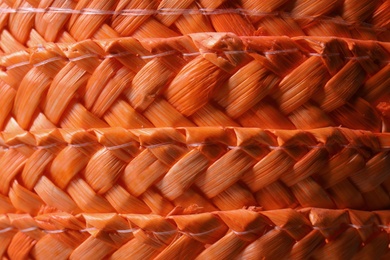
0, 0, 390, 259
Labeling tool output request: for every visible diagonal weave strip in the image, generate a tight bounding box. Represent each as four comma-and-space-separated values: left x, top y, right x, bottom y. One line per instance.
0, 2, 389, 259
0, 0, 389, 53
1, 34, 390, 133
0, 126, 390, 215
1, 208, 390, 259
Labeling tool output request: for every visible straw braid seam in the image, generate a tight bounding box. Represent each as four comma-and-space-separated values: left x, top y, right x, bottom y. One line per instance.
1, 35, 390, 134
0, 220, 389, 234
1, 209, 390, 259
3, 48, 390, 72
1, 126, 390, 216
0, 126, 388, 149
0, 0, 389, 55
3, 141, 390, 152
0, 7, 387, 30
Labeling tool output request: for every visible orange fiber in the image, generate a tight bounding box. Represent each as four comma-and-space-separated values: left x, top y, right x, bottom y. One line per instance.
0, 127, 388, 214
0, 0, 389, 53
1, 0, 390, 259
0, 35, 389, 132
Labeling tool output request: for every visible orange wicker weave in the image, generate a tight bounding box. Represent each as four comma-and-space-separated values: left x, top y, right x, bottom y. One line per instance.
1, 208, 390, 259
1, 1, 390, 259
0, 127, 390, 215
0, 0, 389, 54
1, 34, 390, 133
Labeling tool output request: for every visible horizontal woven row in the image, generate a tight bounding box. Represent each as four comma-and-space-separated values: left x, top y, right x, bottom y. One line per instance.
1, 1, 389, 259
0, 0, 389, 54
1, 34, 389, 133
1, 208, 390, 259
0, 126, 389, 216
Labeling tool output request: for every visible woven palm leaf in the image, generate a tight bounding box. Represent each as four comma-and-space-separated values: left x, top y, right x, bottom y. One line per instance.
1, 1, 390, 259
0, 0, 389, 54
0, 34, 389, 133
0, 126, 390, 216
1, 208, 390, 259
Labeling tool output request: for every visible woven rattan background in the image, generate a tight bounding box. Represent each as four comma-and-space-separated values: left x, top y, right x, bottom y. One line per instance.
1, 35, 389, 133
1, 208, 390, 259
0, 0, 389, 54
1, 127, 390, 215
1, 0, 390, 259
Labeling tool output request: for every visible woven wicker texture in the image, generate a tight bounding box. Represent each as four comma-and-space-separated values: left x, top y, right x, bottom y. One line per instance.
1, 1, 390, 259
0, 0, 389, 54
1, 208, 390, 259
1, 34, 390, 133
0, 127, 389, 216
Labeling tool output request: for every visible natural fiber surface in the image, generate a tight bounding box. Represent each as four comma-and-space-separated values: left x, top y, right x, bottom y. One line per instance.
1, 1, 390, 259
0, 126, 390, 216
0, 0, 389, 53
1, 208, 390, 259
1, 34, 390, 133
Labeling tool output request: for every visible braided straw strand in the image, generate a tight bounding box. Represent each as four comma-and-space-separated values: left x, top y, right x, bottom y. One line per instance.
0, 126, 389, 216
1, 1, 390, 259
0, 0, 389, 53
0, 34, 389, 133
0, 208, 390, 259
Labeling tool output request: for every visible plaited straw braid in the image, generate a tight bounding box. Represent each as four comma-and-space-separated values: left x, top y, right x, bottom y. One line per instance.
0, 126, 390, 216
1, 208, 390, 259
0, 0, 389, 54
1, 33, 390, 133
0, 2, 389, 259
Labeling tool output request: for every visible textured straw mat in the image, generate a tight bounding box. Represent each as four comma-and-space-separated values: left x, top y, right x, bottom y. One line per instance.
1, 34, 390, 132
1, 208, 390, 259
0, 0, 390, 259
0, 0, 390, 53
0, 127, 390, 258
1, 127, 390, 214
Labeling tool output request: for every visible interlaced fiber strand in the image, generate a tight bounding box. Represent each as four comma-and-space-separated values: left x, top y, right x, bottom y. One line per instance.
0, 208, 390, 259
1, 1, 390, 259
1, 33, 390, 133
0, 0, 389, 54
0, 126, 390, 216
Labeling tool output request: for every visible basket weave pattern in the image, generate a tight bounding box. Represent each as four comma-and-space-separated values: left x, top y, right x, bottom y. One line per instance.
1, 127, 390, 216
1, 208, 390, 259
0, 0, 389, 54
1, 0, 390, 259
1, 34, 390, 133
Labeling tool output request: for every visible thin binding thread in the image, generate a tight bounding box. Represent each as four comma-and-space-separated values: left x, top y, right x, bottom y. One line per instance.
0, 223, 388, 235
0, 7, 387, 33
4, 48, 390, 72
2, 141, 390, 152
